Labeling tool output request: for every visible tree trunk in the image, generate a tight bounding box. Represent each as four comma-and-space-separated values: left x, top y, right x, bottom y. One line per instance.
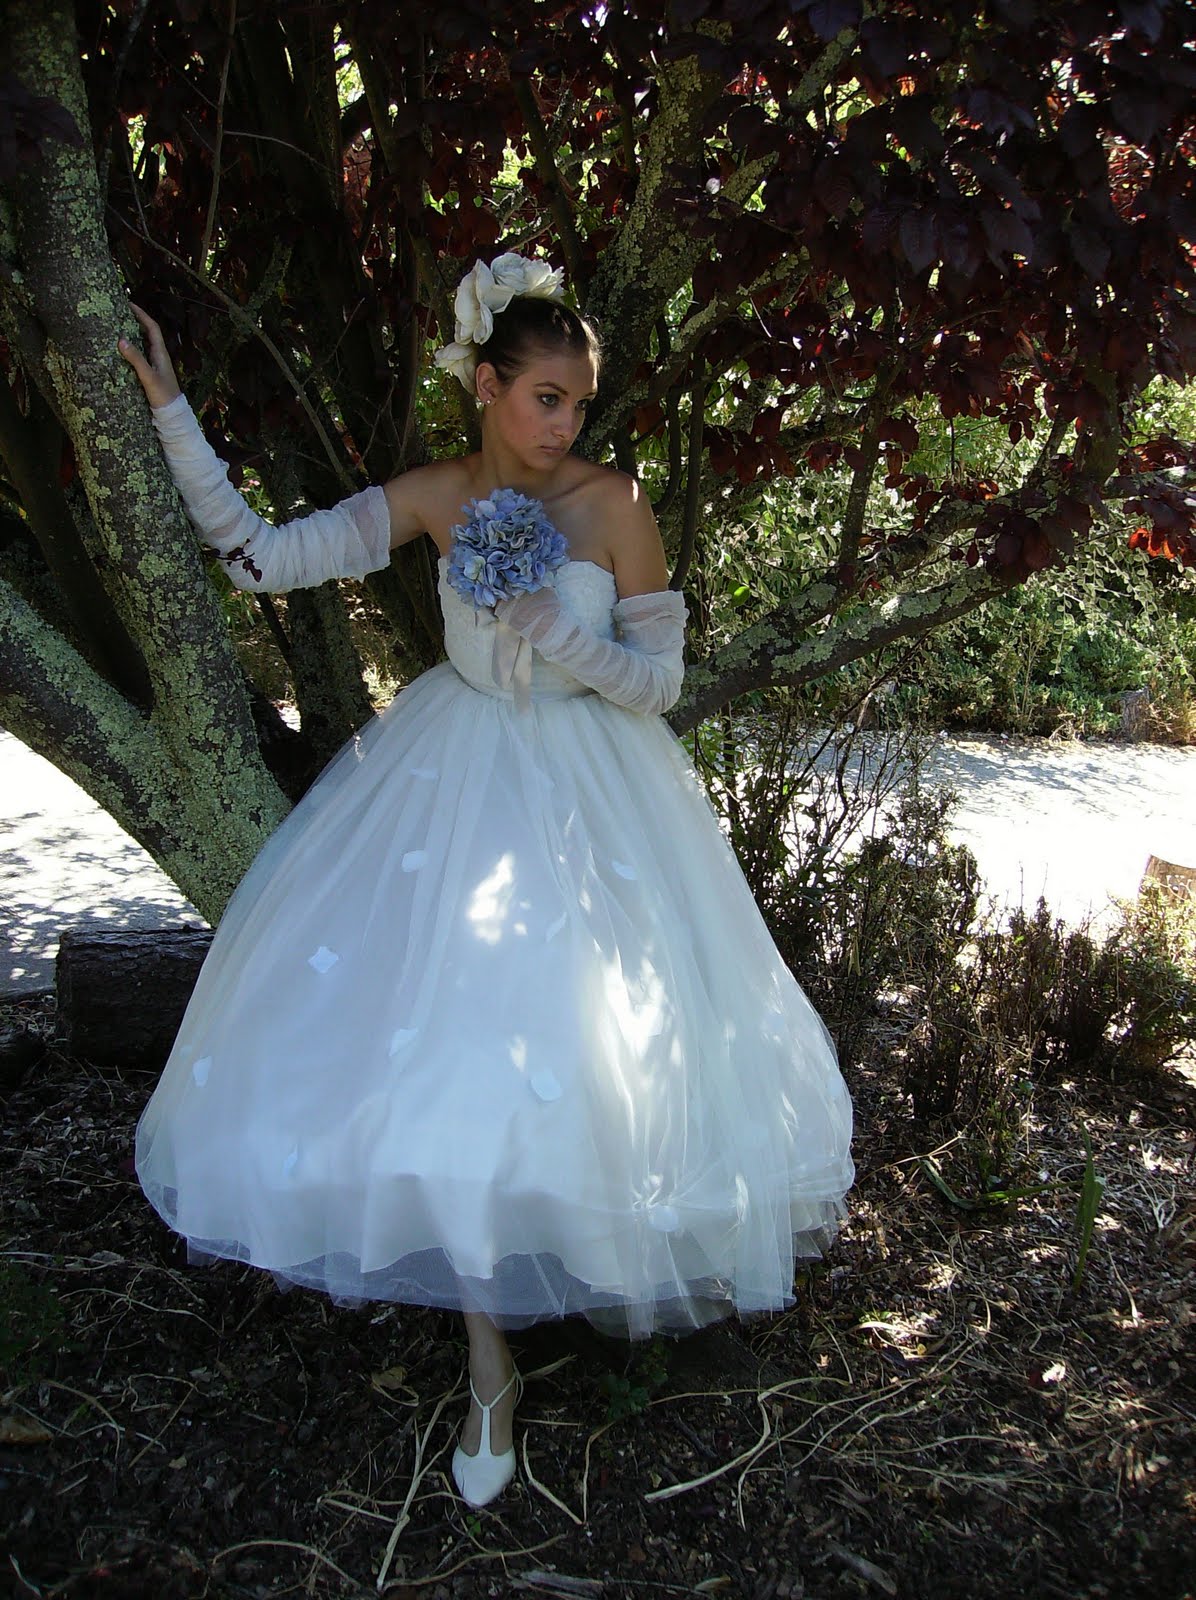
55, 928, 213, 1071
2, 0, 291, 921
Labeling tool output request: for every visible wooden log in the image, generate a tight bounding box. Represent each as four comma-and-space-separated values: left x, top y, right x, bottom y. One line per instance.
55, 928, 212, 1070
1141, 855, 1196, 901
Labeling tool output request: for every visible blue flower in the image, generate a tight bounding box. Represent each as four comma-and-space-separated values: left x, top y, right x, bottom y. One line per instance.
446, 488, 568, 609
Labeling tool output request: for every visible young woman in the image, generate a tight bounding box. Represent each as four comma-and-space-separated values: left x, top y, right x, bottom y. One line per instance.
122, 254, 854, 1510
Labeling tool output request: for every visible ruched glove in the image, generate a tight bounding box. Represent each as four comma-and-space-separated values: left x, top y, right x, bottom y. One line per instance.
151, 393, 392, 592
492, 584, 688, 715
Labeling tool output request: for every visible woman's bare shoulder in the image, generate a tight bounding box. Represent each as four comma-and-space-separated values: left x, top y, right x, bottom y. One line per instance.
381, 458, 474, 547
573, 464, 669, 594
566, 460, 656, 524
383, 457, 473, 499
568, 458, 634, 498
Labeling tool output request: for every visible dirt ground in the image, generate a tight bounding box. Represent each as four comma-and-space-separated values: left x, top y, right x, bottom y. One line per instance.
2, 990, 1193, 1600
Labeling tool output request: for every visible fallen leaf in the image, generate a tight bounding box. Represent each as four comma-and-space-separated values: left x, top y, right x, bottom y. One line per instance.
0, 1414, 53, 1445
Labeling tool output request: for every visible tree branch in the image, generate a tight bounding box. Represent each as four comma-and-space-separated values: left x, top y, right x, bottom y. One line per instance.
673, 373, 706, 593
0, 370, 151, 702
0, 574, 213, 908
512, 78, 587, 297
837, 369, 893, 586
586, 29, 733, 423
671, 563, 1020, 732
595, 254, 808, 446
199, 0, 238, 272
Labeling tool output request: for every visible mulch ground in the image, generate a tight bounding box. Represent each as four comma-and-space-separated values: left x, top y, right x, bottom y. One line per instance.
2, 989, 1193, 1600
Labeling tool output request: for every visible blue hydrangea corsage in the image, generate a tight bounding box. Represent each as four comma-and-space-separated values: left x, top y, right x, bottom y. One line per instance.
446, 487, 568, 611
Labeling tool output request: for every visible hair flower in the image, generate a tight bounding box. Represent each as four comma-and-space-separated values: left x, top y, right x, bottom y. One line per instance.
433, 253, 566, 393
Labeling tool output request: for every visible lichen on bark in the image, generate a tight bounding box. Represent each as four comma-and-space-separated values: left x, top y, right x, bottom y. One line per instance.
2, 0, 291, 918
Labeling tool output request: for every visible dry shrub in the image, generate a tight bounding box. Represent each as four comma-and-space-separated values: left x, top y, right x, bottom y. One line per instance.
692, 693, 980, 1069
696, 694, 1196, 1193
902, 883, 1196, 1195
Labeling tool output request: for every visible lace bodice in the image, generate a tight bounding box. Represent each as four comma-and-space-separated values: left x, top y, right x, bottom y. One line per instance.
438, 555, 618, 701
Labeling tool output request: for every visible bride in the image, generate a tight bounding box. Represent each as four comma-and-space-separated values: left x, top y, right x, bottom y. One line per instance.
121, 251, 854, 1509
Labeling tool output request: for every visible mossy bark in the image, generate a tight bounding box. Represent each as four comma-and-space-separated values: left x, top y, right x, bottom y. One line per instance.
669, 564, 1020, 734
2, 0, 290, 921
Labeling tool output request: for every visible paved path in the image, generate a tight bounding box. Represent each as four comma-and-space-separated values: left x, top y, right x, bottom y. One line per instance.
910, 731, 1195, 927
1, 730, 206, 996
3, 725, 1194, 996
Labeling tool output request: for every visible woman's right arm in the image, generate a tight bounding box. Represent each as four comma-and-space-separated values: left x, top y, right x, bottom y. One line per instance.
119, 304, 429, 592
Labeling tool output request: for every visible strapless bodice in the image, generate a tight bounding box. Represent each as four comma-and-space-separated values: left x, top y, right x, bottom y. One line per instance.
438, 555, 618, 701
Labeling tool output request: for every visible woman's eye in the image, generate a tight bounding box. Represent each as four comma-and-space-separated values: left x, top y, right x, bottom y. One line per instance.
539, 394, 558, 407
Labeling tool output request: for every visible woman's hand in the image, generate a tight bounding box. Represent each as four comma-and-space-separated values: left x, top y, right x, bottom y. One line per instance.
118, 303, 182, 409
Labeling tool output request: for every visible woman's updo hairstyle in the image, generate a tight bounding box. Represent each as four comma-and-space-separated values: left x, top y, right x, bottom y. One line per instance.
481, 296, 602, 389
432, 253, 601, 395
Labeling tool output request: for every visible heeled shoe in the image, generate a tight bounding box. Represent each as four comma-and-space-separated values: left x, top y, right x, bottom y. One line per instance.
450, 1367, 523, 1508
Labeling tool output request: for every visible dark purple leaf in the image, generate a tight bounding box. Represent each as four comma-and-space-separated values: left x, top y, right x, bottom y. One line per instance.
1117, 1, 1164, 41
899, 208, 938, 273
802, 0, 863, 41
981, 206, 1034, 262
1069, 222, 1110, 279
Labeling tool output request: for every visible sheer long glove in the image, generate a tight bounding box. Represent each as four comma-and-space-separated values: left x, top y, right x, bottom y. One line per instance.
150, 393, 392, 593
492, 584, 688, 715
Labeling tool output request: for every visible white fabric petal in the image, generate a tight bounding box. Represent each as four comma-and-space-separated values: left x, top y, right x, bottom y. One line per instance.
529, 1068, 564, 1102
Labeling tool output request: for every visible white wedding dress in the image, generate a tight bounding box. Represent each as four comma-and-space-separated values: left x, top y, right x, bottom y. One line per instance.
135, 554, 855, 1338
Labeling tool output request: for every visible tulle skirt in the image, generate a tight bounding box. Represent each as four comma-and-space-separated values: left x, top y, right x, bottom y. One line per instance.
135, 661, 854, 1338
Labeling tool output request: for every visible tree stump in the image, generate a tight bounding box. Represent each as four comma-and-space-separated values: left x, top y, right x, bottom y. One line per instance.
1141, 855, 1196, 902
55, 928, 212, 1071
1118, 688, 1152, 741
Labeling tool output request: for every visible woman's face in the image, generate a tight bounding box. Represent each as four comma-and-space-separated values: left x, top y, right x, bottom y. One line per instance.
477, 348, 598, 468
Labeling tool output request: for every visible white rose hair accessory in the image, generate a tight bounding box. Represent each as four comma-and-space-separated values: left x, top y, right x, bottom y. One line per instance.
433, 252, 567, 393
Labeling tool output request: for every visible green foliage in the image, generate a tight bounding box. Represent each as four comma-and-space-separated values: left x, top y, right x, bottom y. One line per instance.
908, 883, 1189, 1094
687, 696, 981, 1069
1106, 882, 1196, 1068
875, 543, 1196, 741
1072, 1126, 1104, 1295
0, 1261, 70, 1385
903, 885, 1196, 1200
598, 1337, 671, 1424
778, 512, 1196, 746
713, 376, 1196, 746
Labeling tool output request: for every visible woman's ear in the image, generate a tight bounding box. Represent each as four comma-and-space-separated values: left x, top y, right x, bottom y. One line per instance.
475, 360, 500, 407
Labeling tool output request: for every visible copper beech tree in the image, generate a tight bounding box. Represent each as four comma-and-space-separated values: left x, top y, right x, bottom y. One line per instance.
1, 0, 1194, 917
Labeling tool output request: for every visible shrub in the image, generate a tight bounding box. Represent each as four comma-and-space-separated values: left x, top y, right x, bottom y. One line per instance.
688, 693, 981, 1069
903, 885, 1196, 1196
691, 693, 1196, 1198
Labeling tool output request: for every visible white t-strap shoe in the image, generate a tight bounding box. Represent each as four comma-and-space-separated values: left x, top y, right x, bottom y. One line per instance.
451, 1368, 523, 1508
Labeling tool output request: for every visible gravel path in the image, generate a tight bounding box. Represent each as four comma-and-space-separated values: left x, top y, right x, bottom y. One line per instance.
3, 724, 1194, 997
